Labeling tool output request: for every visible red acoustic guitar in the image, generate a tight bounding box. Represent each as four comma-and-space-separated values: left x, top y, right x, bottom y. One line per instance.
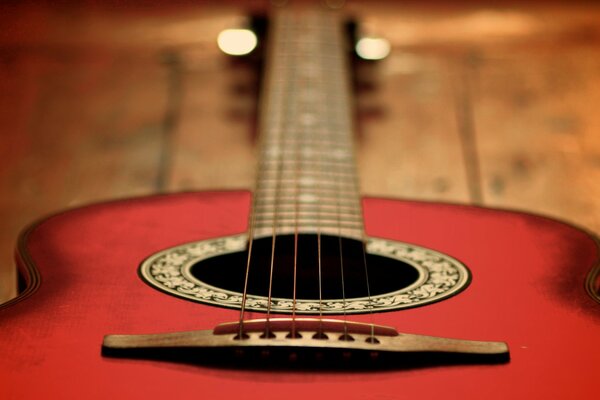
1, 7, 599, 400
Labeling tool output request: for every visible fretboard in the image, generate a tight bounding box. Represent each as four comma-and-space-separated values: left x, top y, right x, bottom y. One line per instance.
250, 9, 364, 241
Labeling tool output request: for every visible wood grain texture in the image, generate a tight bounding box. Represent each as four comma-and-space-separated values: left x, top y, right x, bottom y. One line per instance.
1, 1, 600, 302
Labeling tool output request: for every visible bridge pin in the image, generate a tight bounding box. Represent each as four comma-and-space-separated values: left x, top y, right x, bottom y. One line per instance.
259, 331, 276, 339
233, 332, 250, 340
312, 331, 329, 340
339, 333, 355, 341
286, 331, 303, 339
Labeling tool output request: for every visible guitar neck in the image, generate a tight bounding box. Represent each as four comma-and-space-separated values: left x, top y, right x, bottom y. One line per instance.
251, 9, 364, 241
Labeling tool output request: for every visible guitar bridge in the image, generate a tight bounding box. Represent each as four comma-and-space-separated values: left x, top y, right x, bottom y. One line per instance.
102, 318, 509, 369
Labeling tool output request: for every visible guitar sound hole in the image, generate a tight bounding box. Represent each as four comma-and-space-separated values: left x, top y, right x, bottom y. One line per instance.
190, 234, 420, 301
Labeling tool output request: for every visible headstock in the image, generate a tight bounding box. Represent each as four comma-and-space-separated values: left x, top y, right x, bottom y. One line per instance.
216, 10, 391, 129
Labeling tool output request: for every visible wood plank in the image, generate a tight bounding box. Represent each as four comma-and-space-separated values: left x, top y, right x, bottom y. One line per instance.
167, 48, 256, 191
357, 52, 470, 202
471, 44, 600, 232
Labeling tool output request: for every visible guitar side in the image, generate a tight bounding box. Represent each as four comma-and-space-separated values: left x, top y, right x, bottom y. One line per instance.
1, 191, 599, 399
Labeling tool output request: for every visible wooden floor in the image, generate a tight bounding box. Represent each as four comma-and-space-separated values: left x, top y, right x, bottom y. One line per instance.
1, 0, 600, 302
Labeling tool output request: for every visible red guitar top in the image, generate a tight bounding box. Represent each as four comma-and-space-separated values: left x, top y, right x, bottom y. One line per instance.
1, 7, 599, 400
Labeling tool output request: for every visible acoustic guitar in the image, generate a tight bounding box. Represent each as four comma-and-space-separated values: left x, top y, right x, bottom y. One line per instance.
1, 6, 599, 400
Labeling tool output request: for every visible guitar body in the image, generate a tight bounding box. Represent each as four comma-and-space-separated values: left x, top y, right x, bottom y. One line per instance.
1, 191, 598, 399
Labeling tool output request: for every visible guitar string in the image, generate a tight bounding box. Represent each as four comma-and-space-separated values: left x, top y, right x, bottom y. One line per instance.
263, 12, 292, 338
329, 11, 350, 337
294, 9, 336, 335
314, 14, 325, 335
292, 10, 322, 338
326, 9, 376, 339
292, 11, 323, 337
237, 10, 285, 337
291, 10, 302, 338
291, 10, 327, 337
333, 10, 378, 339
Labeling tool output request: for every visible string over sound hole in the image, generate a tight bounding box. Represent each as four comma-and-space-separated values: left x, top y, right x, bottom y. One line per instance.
191, 234, 420, 302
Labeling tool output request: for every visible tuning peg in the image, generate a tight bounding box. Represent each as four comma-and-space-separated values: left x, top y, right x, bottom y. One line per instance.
217, 28, 258, 56
217, 15, 268, 58
346, 20, 390, 103
346, 19, 391, 62
355, 36, 391, 61
217, 16, 267, 123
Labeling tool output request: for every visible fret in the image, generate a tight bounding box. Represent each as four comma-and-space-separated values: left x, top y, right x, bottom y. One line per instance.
255, 178, 358, 188
259, 149, 354, 157
256, 174, 357, 182
262, 132, 353, 141
257, 179, 357, 191
259, 160, 356, 171
260, 149, 353, 162
262, 121, 345, 129
256, 174, 357, 188
268, 119, 352, 130
253, 215, 363, 229
262, 137, 353, 146
254, 195, 360, 206
269, 70, 346, 79
252, 227, 364, 242
258, 169, 357, 180
271, 52, 343, 60
273, 112, 351, 121
266, 121, 351, 131
268, 83, 345, 90
260, 148, 354, 158
253, 210, 363, 219
257, 173, 357, 187
261, 144, 353, 154
253, 221, 364, 230
269, 64, 332, 72
253, 201, 361, 212
259, 157, 356, 167
258, 162, 355, 172
261, 135, 354, 146
256, 179, 358, 190
256, 173, 357, 182
254, 208, 363, 221
255, 187, 359, 198
255, 217, 364, 226
255, 196, 360, 209
265, 122, 352, 132
253, 203, 361, 214
257, 169, 355, 179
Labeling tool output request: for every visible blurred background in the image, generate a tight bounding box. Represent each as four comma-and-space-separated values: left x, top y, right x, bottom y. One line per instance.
1, 0, 600, 302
